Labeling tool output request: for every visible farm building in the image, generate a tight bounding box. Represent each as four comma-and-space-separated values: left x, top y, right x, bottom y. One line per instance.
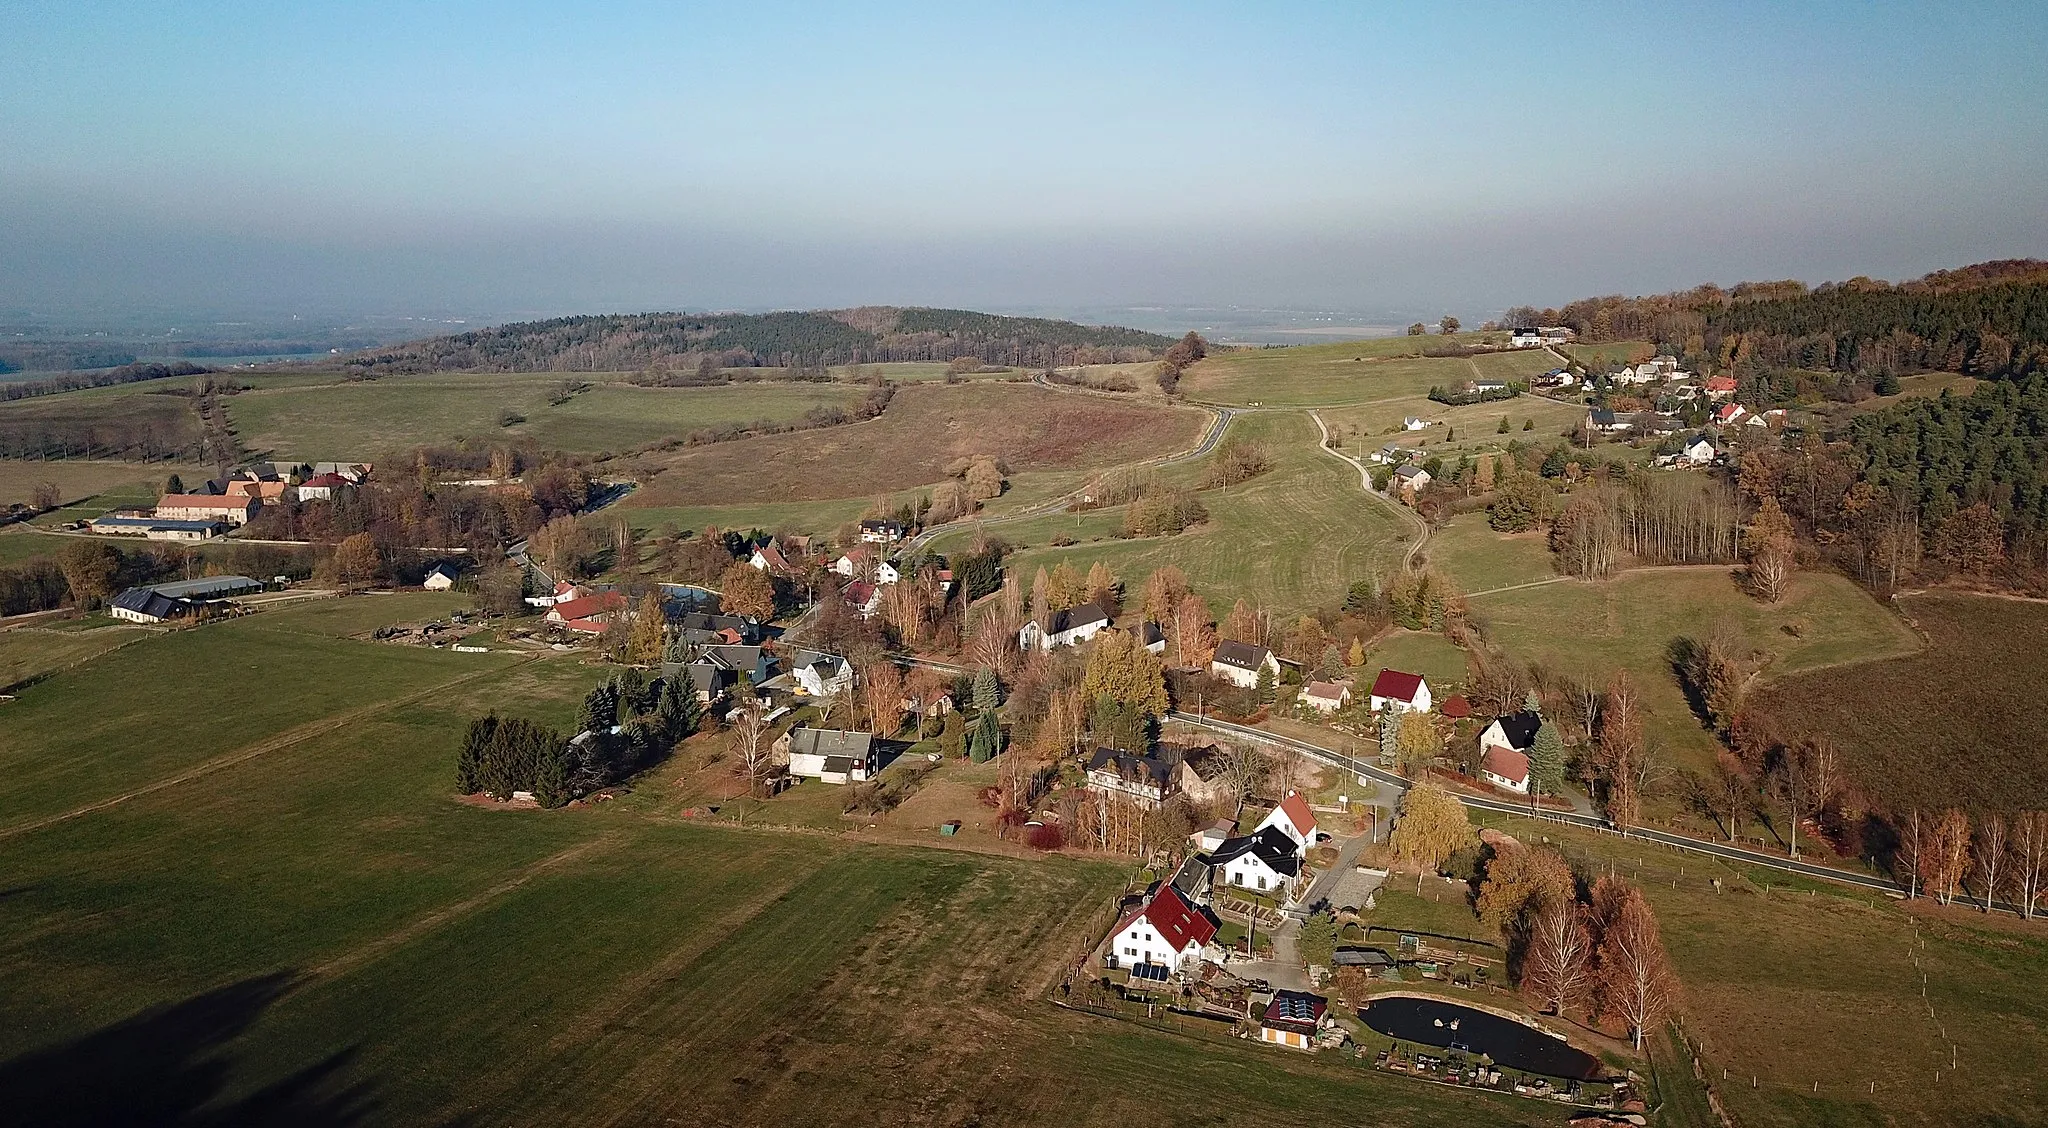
155, 494, 259, 526
88, 515, 226, 542
777, 728, 877, 784
109, 588, 192, 624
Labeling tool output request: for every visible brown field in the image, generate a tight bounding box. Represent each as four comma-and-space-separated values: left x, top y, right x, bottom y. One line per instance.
0, 460, 206, 508
1745, 591, 2048, 814
625, 382, 1207, 507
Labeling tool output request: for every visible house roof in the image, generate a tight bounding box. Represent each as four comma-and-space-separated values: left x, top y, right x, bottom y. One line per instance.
1332, 946, 1395, 968
1368, 668, 1426, 703
1139, 621, 1166, 646
1262, 989, 1328, 1031
1704, 375, 1737, 391
551, 591, 627, 622
1685, 432, 1715, 449
1303, 680, 1349, 702
1212, 639, 1271, 672
1483, 743, 1531, 786
1209, 827, 1302, 877
1087, 747, 1173, 789
843, 580, 879, 607
1041, 602, 1109, 635
426, 562, 459, 579
1486, 710, 1542, 751
1272, 792, 1319, 838
111, 588, 187, 619
859, 518, 904, 533
301, 472, 350, 488
1141, 886, 1219, 953
149, 575, 261, 600
157, 493, 254, 510
785, 728, 875, 761
1169, 743, 1227, 782
1393, 464, 1428, 481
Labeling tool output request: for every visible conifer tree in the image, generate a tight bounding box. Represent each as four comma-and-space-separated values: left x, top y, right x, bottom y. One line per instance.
1530, 717, 1567, 796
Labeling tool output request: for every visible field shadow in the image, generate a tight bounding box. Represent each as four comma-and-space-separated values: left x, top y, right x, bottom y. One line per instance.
0, 971, 378, 1127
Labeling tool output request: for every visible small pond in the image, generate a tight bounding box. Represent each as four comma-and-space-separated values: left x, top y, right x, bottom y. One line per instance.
1359, 996, 1601, 1080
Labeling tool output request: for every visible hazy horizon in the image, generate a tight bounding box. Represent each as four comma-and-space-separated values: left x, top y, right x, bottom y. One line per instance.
8, 1, 2047, 325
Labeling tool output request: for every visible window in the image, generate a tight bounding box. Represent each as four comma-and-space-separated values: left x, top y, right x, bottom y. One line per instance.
1234, 872, 1245, 887
1257, 875, 1268, 890
1125, 947, 1136, 956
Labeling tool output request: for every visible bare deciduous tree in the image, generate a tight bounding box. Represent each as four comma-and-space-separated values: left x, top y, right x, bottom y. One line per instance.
1974, 813, 2009, 913
1594, 880, 1679, 1049
2014, 811, 2048, 920
1523, 901, 1594, 1018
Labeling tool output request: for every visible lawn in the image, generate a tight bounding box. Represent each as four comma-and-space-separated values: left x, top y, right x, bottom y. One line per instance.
1421, 513, 1557, 594
1180, 349, 1480, 407
1744, 591, 2048, 815
625, 381, 1206, 509
1465, 568, 1919, 781
0, 625, 149, 689
931, 411, 1412, 617
224, 374, 867, 460
1558, 341, 1653, 369
1471, 809, 2048, 1128
0, 459, 206, 508
0, 601, 1560, 1127
1840, 371, 1979, 416
1363, 630, 1469, 690
1315, 393, 1586, 457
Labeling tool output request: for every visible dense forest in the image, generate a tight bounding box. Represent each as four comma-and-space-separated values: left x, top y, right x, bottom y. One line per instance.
1844, 374, 2048, 563
1510, 260, 2048, 381
343, 307, 1172, 374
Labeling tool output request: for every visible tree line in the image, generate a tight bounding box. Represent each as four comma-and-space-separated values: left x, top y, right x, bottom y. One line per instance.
456, 671, 699, 807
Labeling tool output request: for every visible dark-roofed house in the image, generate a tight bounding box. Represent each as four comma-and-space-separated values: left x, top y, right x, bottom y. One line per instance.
858, 519, 905, 544
1086, 747, 1177, 808
776, 727, 877, 784
110, 588, 190, 624
1139, 621, 1166, 655
1368, 668, 1431, 714
1106, 885, 1219, 974
1018, 602, 1110, 651
1260, 989, 1329, 1050
1211, 826, 1303, 896
1210, 639, 1278, 689
1587, 407, 1628, 433
1478, 711, 1542, 795
1170, 743, 1231, 807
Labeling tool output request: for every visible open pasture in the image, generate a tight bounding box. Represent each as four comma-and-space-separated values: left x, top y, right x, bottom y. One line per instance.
1559, 340, 1653, 369
627, 382, 1206, 509
1466, 568, 1918, 777
1180, 349, 1479, 407
0, 594, 1552, 1127
1419, 514, 1558, 594
225, 374, 867, 460
936, 412, 1411, 616
0, 459, 206, 508
1744, 591, 2048, 815
1316, 393, 1586, 457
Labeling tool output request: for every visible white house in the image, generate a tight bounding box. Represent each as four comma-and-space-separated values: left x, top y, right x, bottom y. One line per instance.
834, 550, 898, 585
1107, 886, 1219, 973
1611, 365, 1653, 386
1191, 818, 1235, 853
422, 563, 459, 591
1401, 416, 1429, 431
155, 494, 259, 526
1510, 328, 1543, 348
858, 519, 904, 544
1392, 464, 1432, 499
1210, 639, 1279, 689
1477, 711, 1541, 795
1537, 326, 1574, 346
1139, 622, 1167, 655
1212, 826, 1304, 897
1085, 747, 1177, 808
1255, 792, 1320, 859
1299, 680, 1352, 714
777, 728, 877, 784
1368, 669, 1431, 714
841, 581, 883, 619
1714, 403, 1748, 426
1018, 602, 1110, 651
1679, 433, 1718, 466
788, 651, 854, 698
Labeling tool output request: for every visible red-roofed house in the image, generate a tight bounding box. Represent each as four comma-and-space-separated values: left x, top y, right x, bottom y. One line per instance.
749, 543, 794, 576
546, 590, 628, 633
1481, 744, 1532, 794
155, 494, 260, 526
1703, 375, 1737, 400
295, 473, 353, 501
1368, 668, 1431, 714
842, 581, 882, 618
1713, 403, 1747, 426
1107, 886, 1219, 973
1256, 791, 1320, 858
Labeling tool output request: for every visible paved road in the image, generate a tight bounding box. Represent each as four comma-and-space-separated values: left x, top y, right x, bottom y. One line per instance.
896, 400, 1235, 557
1167, 711, 1915, 898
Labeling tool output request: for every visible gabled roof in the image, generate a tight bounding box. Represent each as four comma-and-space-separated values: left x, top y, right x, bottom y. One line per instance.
785, 727, 875, 761
1393, 464, 1428, 481
1590, 407, 1618, 425
1212, 639, 1271, 672
1271, 792, 1318, 839
1041, 602, 1109, 636
1369, 668, 1425, 703
1485, 710, 1542, 751
1087, 747, 1173, 789
157, 493, 255, 510
1209, 826, 1302, 877
843, 580, 879, 607
1483, 743, 1531, 786
111, 588, 186, 619
1262, 989, 1327, 1030
1139, 621, 1166, 647
301, 472, 351, 488
1302, 680, 1349, 702
1140, 886, 1219, 953
1441, 694, 1472, 719
550, 591, 627, 622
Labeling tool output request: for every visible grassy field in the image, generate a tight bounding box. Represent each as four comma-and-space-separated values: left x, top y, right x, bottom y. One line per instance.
0, 624, 150, 689
1363, 629, 1469, 690
1421, 514, 1558, 594
627, 382, 1206, 509
1558, 341, 1653, 369
1180, 350, 1480, 407
931, 411, 1412, 617
1466, 568, 1920, 779
1316, 393, 1586, 458
0, 391, 203, 456
0, 594, 1561, 1127
1840, 371, 1979, 417
224, 374, 868, 460
0, 459, 206, 508
1470, 809, 2048, 1128
1745, 591, 2048, 815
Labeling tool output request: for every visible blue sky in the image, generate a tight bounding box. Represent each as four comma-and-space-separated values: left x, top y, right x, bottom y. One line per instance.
5, 0, 2046, 321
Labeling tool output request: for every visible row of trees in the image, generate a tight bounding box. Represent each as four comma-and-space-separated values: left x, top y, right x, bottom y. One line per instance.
455, 670, 701, 807
1896, 807, 2048, 917
1153, 331, 1207, 394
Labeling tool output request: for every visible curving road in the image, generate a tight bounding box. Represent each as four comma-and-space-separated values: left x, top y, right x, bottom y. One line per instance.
1309, 408, 1430, 570
897, 399, 1235, 557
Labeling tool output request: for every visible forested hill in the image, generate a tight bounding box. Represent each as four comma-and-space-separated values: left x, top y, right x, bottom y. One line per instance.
1510, 260, 2048, 381
343, 307, 1174, 374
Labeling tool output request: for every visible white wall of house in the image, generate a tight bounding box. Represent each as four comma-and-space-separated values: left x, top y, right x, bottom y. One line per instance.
1482, 766, 1530, 794
1370, 682, 1431, 714
1112, 919, 1197, 970
1222, 853, 1290, 894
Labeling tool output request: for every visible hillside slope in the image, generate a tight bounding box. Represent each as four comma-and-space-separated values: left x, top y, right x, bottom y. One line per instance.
345, 307, 1172, 374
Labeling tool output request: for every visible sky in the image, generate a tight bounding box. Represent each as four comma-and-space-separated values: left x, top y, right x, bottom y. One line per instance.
5, 0, 2048, 325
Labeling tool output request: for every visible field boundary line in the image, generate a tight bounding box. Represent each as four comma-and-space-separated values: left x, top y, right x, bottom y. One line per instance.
0, 656, 536, 840
305, 832, 623, 981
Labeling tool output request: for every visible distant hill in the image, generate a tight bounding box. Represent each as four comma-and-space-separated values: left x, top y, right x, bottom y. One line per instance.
343, 307, 1175, 375
1509, 260, 2048, 380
